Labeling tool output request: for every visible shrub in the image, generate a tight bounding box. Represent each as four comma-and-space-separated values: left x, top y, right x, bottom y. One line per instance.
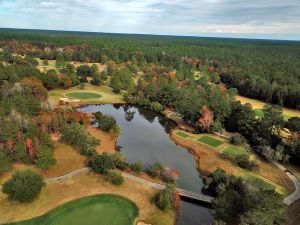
130, 161, 143, 174
222, 152, 257, 170
235, 155, 257, 170
150, 102, 164, 112
2, 170, 45, 202
89, 152, 114, 175
106, 171, 124, 186
111, 152, 129, 170
148, 162, 164, 178
230, 133, 246, 145
161, 168, 176, 184
154, 185, 176, 211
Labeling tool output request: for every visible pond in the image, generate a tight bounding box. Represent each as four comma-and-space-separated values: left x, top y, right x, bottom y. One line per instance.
79, 104, 214, 225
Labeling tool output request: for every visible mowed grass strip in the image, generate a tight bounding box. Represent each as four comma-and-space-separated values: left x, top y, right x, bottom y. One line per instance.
4, 194, 139, 225
66, 92, 102, 99
244, 174, 275, 191
176, 131, 189, 138
198, 136, 224, 147
223, 146, 249, 157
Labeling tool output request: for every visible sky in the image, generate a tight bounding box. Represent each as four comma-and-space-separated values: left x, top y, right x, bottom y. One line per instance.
0, 0, 300, 40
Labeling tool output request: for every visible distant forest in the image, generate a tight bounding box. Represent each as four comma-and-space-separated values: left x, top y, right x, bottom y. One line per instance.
0, 28, 299, 109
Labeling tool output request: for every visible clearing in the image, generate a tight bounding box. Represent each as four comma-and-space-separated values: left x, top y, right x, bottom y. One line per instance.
4, 194, 138, 225
48, 84, 124, 106
236, 95, 300, 118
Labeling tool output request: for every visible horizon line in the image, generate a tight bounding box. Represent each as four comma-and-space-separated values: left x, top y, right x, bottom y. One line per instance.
0, 27, 300, 42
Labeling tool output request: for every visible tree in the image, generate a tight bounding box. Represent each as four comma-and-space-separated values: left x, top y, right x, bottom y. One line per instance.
259, 105, 284, 145
0, 151, 12, 175
25, 138, 36, 159
154, 185, 176, 211
148, 162, 164, 178
106, 60, 117, 76
241, 189, 286, 225
34, 147, 56, 171
2, 170, 45, 202
94, 112, 118, 132
21, 77, 48, 101
89, 153, 114, 175
55, 53, 66, 68
61, 123, 100, 156
198, 105, 213, 132
230, 133, 246, 145
42, 59, 48, 66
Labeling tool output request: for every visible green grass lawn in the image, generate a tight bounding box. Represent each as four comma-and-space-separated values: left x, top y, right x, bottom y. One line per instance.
254, 109, 291, 121
66, 92, 102, 99
176, 131, 189, 138
4, 194, 139, 225
244, 174, 275, 191
198, 136, 224, 147
223, 146, 249, 157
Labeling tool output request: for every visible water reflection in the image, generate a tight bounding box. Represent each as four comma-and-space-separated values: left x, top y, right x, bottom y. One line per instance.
79, 104, 214, 225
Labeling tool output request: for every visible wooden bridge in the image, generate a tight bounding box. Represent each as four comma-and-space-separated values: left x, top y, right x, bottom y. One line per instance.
44, 167, 214, 204
120, 171, 213, 204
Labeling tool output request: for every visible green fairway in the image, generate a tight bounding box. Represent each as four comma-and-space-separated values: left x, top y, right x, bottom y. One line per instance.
223, 146, 248, 157
4, 195, 139, 225
244, 174, 275, 191
176, 131, 189, 138
66, 92, 102, 99
198, 136, 224, 147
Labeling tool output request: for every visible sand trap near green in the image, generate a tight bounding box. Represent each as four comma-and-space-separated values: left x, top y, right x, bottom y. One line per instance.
66, 92, 102, 99
4, 194, 139, 225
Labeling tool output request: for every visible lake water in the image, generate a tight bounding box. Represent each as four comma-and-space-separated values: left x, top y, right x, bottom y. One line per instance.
79, 104, 214, 225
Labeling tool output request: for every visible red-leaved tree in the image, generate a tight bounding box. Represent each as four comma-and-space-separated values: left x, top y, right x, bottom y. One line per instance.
199, 105, 213, 132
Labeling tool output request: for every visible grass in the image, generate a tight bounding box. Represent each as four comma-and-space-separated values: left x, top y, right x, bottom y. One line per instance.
198, 136, 224, 147
176, 131, 189, 138
236, 95, 300, 119
66, 92, 102, 99
223, 146, 249, 157
3, 194, 139, 225
254, 109, 291, 121
48, 84, 124, 105
244, 173, 275, 191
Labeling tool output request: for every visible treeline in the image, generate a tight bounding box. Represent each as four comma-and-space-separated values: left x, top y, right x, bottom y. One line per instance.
205, 169, 286, 225
0, 29, 299, 108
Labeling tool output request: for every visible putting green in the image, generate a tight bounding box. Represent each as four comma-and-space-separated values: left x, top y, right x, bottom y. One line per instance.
66, 92, 102, 99
4, 194, 139, 225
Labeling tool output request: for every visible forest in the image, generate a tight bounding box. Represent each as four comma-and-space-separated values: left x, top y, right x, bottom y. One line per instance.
0, 28, 299, 109
0, 29, 300, 225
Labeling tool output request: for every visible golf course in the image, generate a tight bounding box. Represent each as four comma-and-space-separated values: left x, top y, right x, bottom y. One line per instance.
3, 195, 139, 225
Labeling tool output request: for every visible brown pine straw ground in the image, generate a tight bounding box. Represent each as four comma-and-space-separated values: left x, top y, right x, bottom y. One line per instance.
170, 129, 295, 195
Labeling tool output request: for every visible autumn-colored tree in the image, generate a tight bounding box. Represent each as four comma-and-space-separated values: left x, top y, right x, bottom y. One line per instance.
21, 77, 48, 101
16, 131, 22, 142
199, 105, 214, 132
6, 139, 15, 156
25, 138, 36, 159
